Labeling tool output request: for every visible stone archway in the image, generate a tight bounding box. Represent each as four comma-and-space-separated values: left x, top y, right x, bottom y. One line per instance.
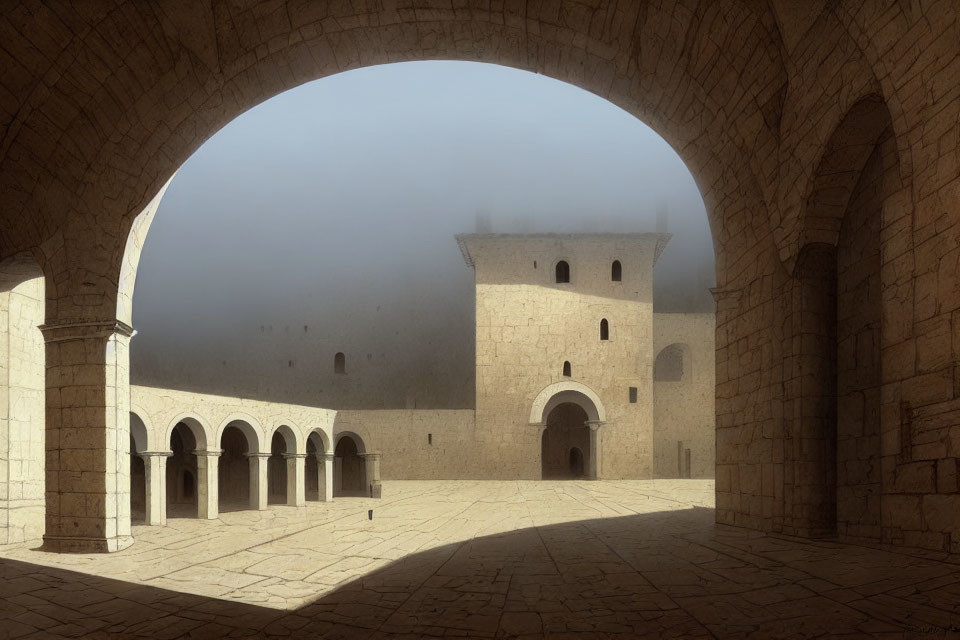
333, 433, 367, 497
531, 382, 606, 480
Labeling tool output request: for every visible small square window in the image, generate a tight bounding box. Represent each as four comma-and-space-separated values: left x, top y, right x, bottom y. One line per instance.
628, 387, 638, 403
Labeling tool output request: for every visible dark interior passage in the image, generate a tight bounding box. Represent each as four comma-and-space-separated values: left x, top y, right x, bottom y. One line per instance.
334, 436, 365, 497
541, 403, 590, 479
166, 424, 199, 518
219, 426, 251, 511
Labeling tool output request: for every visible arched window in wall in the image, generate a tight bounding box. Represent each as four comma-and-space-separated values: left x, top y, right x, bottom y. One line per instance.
334, 352, 346, 374
555, 260, 570, 283
654, 343, 687, 381
611, 260, 622, 281
599, 319, 609, 341
562, 361, 571, 377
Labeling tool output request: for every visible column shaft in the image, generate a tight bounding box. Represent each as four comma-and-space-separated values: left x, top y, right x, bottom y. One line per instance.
41, 321, 135, 553
142, 453, 169, 526
196, 452, 220, 519
284, 454, 306, 506
319, 454, 334, 502
248, 454, 269, 510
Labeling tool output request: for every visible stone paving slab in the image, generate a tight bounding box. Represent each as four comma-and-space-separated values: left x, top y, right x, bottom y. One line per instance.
1, 480, 959, 638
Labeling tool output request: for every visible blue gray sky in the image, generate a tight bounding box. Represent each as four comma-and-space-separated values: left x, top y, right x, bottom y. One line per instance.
131, 61, 714, 407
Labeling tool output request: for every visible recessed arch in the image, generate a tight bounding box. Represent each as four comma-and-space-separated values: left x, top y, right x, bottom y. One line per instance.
654, 343, 691, 382
215, 414, 264, 454
555, 260, 571, 283
129, 411, 150, 453
529, 381, 606, 425
165, 413, 211, 453
334, 431, 367, 455
611, 260, 622, 281
307, 428, 331, 455
269, 422, 302, 455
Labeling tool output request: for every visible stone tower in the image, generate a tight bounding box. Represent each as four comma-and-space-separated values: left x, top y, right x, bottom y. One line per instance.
457, 233, 670, 479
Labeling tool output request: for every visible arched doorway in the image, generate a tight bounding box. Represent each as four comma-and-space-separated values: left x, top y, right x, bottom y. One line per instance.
268, 431, 288, 505
165, 423, 199, 518
334, 434, 366, 497
305, 431, 329, 502
541, 403, 591, 479
531, 382, 606, 480
219, 425, 253, 512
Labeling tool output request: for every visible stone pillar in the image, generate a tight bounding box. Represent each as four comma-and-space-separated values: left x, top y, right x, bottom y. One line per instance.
247, 453, 270, 510
362, 452, 382, 498
318, 453, 334, 502
41, 320, 135, 553
195, 450, 221, 520
586, 421, 605, 480
140, 452, 170, 526
284, 453, 306, 506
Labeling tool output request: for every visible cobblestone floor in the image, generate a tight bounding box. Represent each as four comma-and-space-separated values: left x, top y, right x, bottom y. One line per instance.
2, 480, 960, 638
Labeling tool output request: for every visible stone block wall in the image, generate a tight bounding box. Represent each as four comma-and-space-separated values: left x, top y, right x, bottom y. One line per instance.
332, 410, 476, 479
0, 267, 45, 547
653, 313, 715, 479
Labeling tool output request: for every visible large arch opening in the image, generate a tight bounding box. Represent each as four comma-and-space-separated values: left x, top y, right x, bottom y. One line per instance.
333, 434, 367, 497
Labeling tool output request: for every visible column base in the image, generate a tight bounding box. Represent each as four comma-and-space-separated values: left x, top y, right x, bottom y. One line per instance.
41, 534, 135, 553
369, 481, 382, 499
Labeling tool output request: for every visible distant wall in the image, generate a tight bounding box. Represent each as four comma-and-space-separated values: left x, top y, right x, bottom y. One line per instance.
333, 410, 476, 479
653, 313, 715, 478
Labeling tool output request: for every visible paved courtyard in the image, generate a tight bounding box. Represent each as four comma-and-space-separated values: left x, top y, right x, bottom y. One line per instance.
1, 480, 959, 638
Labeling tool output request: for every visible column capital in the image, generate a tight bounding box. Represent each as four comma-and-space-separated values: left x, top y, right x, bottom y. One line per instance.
244, 452, 272, 459
585, 420, 605, 431
283, 452, 308, 459
140, 451, 172, 458
40, 319, 134, 343
317, 452, 335, 462
360, 452, 382, 461
194, 449, 222, 457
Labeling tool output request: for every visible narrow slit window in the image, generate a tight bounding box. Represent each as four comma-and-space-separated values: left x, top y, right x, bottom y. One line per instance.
629, 387, 638, 403
555, 260, 570, 283
611, 260, 622, 281
600, 318, 609, 341
562, 361, 571, 377
334, 352, 346, 374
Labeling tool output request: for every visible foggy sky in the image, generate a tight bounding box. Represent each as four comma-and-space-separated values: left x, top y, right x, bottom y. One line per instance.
131, 61, 714, 408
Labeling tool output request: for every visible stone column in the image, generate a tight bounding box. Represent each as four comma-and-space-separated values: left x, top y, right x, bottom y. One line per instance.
41, 320, 135, 553
140, 452, 171, 526
195, 450, 221, 519
362, 452, 382, 498
284, 453, 306, 507
246, 453, 270, 510
585, 421, 605, 480
317, 453, 334, 502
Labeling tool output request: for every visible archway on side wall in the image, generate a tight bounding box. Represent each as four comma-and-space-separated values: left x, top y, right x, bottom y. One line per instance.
334, 434, 367, 497
129, 412, 149, 524
219, 421, 259, 512
305, 431, 330, 502
786, 94, 896, 541
165, 422, 201, 518
268, 426, 297, 505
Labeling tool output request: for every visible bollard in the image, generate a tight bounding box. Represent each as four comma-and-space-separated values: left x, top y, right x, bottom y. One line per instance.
368, 509, 373, 520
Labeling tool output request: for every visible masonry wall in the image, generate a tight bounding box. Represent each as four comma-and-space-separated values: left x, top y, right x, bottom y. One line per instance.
463, 234, 664, 479
333, 410, 476, 479
653, 313, 715, 479
0, 274, 45, 546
